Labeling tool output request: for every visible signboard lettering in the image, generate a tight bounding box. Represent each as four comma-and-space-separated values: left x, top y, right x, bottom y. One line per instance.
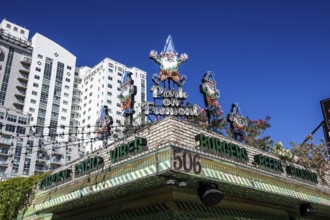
286, 165, 318, 183
75, 156, 104, 176
110, 137, 147, 162
195, 134, 248, 162
254, 154, 284, 172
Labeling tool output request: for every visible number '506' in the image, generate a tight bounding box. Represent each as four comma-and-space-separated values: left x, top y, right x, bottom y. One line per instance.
173, 150, 202, 174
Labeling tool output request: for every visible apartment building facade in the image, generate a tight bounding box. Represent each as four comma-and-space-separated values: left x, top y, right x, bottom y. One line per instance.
0, 19, 147, 178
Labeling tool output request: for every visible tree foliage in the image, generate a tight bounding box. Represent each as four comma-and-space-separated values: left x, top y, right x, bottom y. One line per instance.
185, 104, 273, 151
290, 135, 329, 185
0, 173, 47, 220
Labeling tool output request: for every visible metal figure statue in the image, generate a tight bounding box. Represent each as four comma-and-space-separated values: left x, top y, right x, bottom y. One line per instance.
227, 103, 247, 141
150, 35, 188, 86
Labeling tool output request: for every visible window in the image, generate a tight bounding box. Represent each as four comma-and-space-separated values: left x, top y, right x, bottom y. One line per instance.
107, 100, 112, 104
89, 92, 92, 97
36, 67, 41, 72
62, 108, 67, 113
5, 124, 15, 132
20, 30, 25, 34
108, 76, 113, 80
64, 92, 69, 97
109, 63, 114, 68
116, 120, 121, 124
63, 100, 68, 105
107, 92, 112, 96
108, 84, 112, 88
118, 72, 122, 77
65, 78, 70, 82
67, 66, 72, 70
116, 111, 121, 115
16, 126, 26, 134
37, 54, 43, 59
18, 117, 27, 124
117, 80, 121, 84
0, 112, 4, 119
65, 85, 69, 89
108, 68, 113, 73
117, 103, 121, 107
117, 87, 121, 91
13, 27, 18, 32
6, 24, 11, 28
61, 116, 66, 120
32, 91, 37, 96
7, 114, 17, 122
34, 75, 40, 80
29, 108, 35, 113
33, 83, 38, 87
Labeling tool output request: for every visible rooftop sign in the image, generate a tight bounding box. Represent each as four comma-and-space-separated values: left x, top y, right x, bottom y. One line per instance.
143, 35, 198, 118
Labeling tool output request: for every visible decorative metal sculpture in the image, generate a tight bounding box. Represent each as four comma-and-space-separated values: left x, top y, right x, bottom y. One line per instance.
150, 35, 188, 86
227, 103, 248, 141
200, 71, 221, 125
120, 71, 136, 117
201, 71, 220, 110
95, 105, 113, 140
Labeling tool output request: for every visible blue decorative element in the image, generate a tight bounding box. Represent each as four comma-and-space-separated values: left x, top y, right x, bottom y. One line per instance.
163, 35, 176, 52
95, 105, 113, 140
227, 103, 248, 141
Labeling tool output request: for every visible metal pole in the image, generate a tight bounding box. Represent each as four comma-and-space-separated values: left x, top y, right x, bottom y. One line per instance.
300, 121, 324, 145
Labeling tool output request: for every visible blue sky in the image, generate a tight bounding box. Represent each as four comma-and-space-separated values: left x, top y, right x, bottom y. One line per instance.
1, 0, 329, 148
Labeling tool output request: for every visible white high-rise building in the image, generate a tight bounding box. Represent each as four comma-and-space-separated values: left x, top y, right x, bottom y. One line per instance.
0, 18, 148, 178
0, 19, 79, 178
0, 19, 32, 111
77, 58, 147, 153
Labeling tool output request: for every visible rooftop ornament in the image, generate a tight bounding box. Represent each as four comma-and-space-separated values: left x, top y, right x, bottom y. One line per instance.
143, 35, 198, 120
200, 71, 222, 126
95, 105, 113, 141
227, 103, 247, 141
150, 35, 188, 88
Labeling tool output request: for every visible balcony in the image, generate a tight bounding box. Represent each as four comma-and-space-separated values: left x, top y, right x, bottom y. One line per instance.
36, 157, 48, 163
71, 107, 80, 114
35, 168, 48, 173
0, 161, 8, 167
13, 98, 25, 107
16, 81, 27, 89
19, 65, 30, 73
52, 149, 63, 156
71, 118, 79, 123
18, 73, 29, 81
21, 56, 32, 65
50, 159, 62, 166
0, 136, 12, 145
71, 101, 80, 107
0, 151, 10, 157
15, 89, 26, 98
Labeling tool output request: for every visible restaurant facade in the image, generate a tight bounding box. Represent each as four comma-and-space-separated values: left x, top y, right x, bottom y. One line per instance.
20, 116, 330, 220
20, 35, 330, 220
